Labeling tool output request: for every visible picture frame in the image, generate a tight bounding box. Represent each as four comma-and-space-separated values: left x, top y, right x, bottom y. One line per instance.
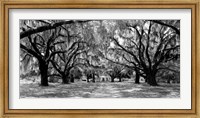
0, 0, 199, 117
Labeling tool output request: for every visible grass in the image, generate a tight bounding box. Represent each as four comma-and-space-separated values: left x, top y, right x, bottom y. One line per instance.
20, 79, 180, 98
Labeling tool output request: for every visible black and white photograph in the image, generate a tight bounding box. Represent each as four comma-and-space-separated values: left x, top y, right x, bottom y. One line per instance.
20, 20, 180, 98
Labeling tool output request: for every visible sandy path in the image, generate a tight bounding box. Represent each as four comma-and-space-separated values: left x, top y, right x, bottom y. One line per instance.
89, 83, 122, 98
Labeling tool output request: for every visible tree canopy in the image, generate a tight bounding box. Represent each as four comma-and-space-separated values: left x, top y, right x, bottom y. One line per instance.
20, 20, 180, 86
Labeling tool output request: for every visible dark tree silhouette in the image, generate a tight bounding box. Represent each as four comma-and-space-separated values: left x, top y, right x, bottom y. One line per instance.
20, 20, 92, 86
50, 41, 87, 84
20, 20, 180, 87
20, 27, 66, 86
106, 20, 180, 86
106, 65, 124, 82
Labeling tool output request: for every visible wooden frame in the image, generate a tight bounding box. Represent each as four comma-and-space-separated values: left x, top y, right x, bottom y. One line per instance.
0, 0, 199, 117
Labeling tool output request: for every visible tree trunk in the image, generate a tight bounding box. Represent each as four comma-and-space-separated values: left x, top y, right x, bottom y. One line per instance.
87, 76, 89, 82
119, 77, 122, 82
62, 74, 69, 84
102, 77, 104, 82
70, 77, 74, 83
62, 76, 69, 84
135, 72, 140, 84
147, 73, 158, 86
111, 77, 114, 82
145, 78, 148, 83
39, 61, 48, 86
92, 74, 95, 83
167, 77, 171, 84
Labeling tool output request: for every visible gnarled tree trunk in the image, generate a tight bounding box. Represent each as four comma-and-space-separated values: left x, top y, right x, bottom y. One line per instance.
62, 76, 69, 84
135, 71, 140, 84
92, 74, 95, 83
69, 74, 74, 83
39, 60, 48, 86
111, 77, 114, 82
146, 72, 158, 86
119, 77, 122, 82
70, 77, 74, 83
62, 73, 70, 84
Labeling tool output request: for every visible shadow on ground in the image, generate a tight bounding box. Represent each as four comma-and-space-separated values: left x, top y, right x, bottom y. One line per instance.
20, 81, 180, 98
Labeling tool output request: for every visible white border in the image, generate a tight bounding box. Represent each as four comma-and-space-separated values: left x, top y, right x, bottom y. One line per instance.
9, 9, 191, 109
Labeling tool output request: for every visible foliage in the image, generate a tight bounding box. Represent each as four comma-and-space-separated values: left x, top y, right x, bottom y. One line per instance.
105, 20, 180, 86
20, 20, 180, 87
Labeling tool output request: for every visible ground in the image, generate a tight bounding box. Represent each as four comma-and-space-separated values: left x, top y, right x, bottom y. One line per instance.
20, 79, 180, 98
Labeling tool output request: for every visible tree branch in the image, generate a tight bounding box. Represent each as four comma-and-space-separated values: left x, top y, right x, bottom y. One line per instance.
20, 20, 92, 39
145, 21, 152, 68
111, 37, 140, 64
151, 20, 180, 35
20, 43, 41, 59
